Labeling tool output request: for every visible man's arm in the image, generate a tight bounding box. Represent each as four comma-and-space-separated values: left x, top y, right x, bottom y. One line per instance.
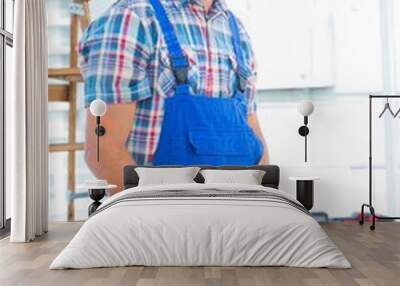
248, 112, 269, 164
85, 103, 136, 194
79, 8, 153, 195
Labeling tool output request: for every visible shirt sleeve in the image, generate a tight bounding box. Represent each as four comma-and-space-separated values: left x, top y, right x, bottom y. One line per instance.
244, 52, 257, 115
79, 7, 153, 107
237, 19, 258, 115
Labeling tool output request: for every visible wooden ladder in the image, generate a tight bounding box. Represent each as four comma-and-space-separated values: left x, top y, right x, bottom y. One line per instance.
48, 0, 91, 221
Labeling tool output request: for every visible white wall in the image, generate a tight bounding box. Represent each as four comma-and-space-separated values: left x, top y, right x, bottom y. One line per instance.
257, 96, 394, 218
237, 0, 400, 219
394, 0, 400, 88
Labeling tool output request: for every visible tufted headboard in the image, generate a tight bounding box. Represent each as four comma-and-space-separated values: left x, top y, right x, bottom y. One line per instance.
123, 165, 280, 189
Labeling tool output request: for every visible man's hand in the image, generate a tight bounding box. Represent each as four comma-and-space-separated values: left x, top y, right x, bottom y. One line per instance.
248, 112, 269, 164
85, 103, 137, 195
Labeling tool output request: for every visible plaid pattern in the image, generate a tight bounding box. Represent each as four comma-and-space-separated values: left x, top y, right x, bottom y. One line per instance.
79, 0, 257, 165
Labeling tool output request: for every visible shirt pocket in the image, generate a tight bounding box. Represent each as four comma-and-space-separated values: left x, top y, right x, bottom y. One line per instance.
159, 47, 200, 97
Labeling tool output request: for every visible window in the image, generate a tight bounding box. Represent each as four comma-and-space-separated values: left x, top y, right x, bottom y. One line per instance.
47, 0, 95, 221
0, 0, 14, 234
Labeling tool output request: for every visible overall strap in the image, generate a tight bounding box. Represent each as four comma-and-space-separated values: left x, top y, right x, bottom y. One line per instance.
148, 0, 189, 90
227, 10, 246, 92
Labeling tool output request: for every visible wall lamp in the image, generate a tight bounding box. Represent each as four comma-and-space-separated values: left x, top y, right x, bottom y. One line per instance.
297, 100, 314, 162
89, 99, 107, 162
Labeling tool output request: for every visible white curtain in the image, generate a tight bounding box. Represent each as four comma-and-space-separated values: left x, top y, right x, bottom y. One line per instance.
8, 0, 49, 242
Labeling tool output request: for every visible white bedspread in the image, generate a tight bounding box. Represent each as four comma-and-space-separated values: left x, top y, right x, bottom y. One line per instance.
50, 183, 351, 269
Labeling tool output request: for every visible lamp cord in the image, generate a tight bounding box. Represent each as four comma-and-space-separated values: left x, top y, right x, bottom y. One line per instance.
305, 134, 308, 162
97, 125, 100, 162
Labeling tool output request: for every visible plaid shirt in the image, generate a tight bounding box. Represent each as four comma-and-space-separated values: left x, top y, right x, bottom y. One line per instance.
79, 0, 257, 165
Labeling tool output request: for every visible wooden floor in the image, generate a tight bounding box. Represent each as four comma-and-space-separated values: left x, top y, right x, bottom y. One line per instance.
0, 222, 399, 286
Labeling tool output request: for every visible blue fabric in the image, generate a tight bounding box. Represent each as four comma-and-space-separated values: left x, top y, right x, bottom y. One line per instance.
148, 0, 189, 69
150, 0, 263, 166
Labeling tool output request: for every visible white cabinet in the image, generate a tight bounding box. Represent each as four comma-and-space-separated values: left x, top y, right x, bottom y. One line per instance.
227, 0, 335, 90
331, 0, 383, 92
309, 0, 335, 88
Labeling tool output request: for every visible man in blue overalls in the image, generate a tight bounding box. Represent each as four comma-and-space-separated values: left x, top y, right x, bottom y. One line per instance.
80, 0, 269, 192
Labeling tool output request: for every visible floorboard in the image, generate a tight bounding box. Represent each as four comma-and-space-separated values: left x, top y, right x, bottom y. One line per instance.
0, 222, 399, 286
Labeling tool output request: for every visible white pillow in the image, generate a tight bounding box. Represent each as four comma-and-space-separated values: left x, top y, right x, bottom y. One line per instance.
200, 169, 266, 185
136, 167, 200, 186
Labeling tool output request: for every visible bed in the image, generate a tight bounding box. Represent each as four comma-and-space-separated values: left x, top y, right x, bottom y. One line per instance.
50, 165, 350, 269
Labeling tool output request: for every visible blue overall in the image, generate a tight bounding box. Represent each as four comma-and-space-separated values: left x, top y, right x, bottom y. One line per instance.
151, 0, 263, 166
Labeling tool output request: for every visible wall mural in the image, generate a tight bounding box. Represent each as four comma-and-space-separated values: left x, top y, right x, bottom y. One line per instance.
47, 0, 400, 222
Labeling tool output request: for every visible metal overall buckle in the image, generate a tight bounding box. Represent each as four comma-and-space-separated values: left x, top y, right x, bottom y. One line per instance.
171, 55, 189, 84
